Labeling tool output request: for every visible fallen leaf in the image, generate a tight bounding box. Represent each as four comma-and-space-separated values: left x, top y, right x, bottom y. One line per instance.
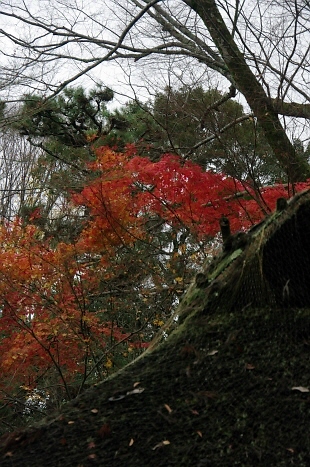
286, 448, 294, 454
207, 350, 218, 356
90, 408, 99, 414
108, 394, 126, 401
291, 386, 309, 393
133, 382, 140, 388
152, 440, 170, 450
197, 431, 203, 438
68, 421, 75, 425
129, 438, 134, 446
97, 424, 111, 438
126, 387, 145, 395
245, 363, 255, 370
164, 404, 173, 414
196, 391, 218, 399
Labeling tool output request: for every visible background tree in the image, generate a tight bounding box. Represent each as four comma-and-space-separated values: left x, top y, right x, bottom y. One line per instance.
112, 85, 283, 186
1, 1, 310, 182
3, 85, 120, 241
0, 127, 50, 222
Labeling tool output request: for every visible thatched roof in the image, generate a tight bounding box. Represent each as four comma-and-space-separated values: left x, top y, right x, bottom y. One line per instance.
1, 190, 310, 466
191, 188, 310, 314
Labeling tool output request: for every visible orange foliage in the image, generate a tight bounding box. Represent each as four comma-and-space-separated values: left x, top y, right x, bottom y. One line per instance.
0, 220, 128, 392
1, 144, 310, 397
72, 146, 143, 254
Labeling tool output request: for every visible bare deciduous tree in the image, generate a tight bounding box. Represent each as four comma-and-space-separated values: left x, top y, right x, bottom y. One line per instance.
0, 129, 43, 221
0, 1, 310, 180
0, 127, 80, 236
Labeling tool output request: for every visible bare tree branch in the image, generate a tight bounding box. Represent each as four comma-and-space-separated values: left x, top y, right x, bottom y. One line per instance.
1, 1, 310, 180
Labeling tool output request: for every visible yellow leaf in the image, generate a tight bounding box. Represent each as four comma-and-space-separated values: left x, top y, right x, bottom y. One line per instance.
104, 358, 113, 369
179, 244, 186, 254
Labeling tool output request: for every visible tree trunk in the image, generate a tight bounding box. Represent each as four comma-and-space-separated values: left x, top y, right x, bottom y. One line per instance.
183, 0, 310, 183
1, 189, 310, 466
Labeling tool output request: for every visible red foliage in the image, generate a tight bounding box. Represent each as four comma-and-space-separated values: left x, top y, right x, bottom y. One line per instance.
73, 145, 310, 241
0, 220, 128, 393
1, 143, 310, 396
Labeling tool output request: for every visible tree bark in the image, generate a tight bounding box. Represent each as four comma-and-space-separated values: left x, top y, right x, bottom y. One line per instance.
183, 0, 310, 182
